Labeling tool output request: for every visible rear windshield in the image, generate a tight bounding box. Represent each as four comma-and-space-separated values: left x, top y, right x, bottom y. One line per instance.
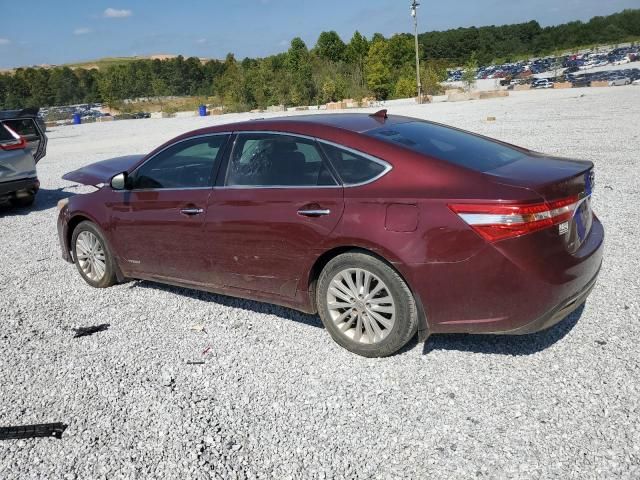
366, 121, 526, 172
0, 124, 15, 142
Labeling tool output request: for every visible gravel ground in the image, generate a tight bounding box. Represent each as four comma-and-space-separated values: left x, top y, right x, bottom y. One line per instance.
1, 86, 639, 479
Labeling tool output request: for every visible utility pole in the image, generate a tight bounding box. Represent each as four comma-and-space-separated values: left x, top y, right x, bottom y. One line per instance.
411, 0, 423, 103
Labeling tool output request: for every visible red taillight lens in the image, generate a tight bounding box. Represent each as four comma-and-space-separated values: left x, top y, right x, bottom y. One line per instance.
449, 195, 581, 242
0, 124, 27, 151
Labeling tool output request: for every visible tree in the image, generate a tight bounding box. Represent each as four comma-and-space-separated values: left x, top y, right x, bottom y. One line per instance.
23, 68, 53, 107
421, 61, 447, 95
48, 67, 80, 105
346, 31, 370, 92
151, 78, 169, 111
366, 39, 392, 100
315, 31, 347, 63
219, 53, 246, 110
346, 31, 369, 65
287, 38, 315, 105
387, 34, 414, 72
462, 52, 478, 91
97, 65, 129, 109
393, 76, 416, 98
76, 68, 101, 103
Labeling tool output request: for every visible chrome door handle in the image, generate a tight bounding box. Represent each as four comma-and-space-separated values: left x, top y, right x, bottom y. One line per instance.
180, 208, 204, 216
297, 209, 331, 217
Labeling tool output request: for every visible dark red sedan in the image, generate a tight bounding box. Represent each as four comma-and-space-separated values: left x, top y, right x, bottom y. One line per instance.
58, 111, 603, 357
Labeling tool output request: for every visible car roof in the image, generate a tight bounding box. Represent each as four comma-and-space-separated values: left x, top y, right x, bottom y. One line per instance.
205, 112, 414, 135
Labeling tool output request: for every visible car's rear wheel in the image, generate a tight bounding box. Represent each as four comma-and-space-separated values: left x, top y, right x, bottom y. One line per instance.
317, 252, 418, 357
71, 221, 117, 288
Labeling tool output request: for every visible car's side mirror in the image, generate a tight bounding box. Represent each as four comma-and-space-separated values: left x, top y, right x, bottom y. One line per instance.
110, 172, 128, 190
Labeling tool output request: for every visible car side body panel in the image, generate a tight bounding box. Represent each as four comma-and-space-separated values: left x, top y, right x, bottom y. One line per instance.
204, 186, 344, 297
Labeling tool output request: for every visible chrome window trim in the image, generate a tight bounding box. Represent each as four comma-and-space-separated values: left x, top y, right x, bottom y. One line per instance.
217, 130, 392, 190
127, 132, 231, 192
214, 184, 341, 190
115, 186, 215, 193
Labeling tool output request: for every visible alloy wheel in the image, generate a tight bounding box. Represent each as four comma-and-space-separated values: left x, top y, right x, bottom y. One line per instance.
326, 268, 396, 344
75, 231, 106, 282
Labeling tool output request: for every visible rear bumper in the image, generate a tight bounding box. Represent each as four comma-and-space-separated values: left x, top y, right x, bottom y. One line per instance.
488, 262, 600, 335
0, 177, 39, 198
407, 216, 604, 335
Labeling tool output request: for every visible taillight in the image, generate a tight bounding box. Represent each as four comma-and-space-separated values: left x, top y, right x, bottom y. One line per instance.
0, 124, 27, 151
449, 195, 581, 242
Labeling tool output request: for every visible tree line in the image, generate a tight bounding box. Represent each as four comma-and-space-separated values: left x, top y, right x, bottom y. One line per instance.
0, 9, 638, 111
421, 9, 640, 65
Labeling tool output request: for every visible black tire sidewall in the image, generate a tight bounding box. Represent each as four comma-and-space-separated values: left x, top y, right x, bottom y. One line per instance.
317, 252, 417, 357
71, 221, 116, 288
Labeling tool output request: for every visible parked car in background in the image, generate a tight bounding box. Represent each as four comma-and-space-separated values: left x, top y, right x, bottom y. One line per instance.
57, 112, 604, 357
571, 78, 592, 88
532, 78, 554, 89
0, 108, 48, 207
609, 76, 631, 86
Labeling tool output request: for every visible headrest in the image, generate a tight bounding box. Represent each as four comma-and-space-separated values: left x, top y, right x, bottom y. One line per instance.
273, 141, 297, 154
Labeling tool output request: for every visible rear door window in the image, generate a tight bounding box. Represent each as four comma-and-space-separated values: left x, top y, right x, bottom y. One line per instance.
366, 121, 526, 172
225, 133, 337, 187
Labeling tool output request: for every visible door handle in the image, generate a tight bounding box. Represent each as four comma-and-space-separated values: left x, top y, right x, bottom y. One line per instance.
180, 208, 204, 216
297, 209, 331, 217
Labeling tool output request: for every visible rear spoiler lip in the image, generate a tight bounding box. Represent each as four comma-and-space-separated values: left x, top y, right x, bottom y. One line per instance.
0, 107, 47, 163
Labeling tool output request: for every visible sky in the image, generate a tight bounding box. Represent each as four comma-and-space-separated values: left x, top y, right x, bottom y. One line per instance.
0, 0, 638, 68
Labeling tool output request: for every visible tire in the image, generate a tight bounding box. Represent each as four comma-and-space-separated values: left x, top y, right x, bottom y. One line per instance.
71, 221, 117, 288
10, 192, 35, 208
317, 252, 418, 357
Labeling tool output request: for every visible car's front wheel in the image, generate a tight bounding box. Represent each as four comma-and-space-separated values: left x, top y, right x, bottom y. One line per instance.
317, 252, 418, 357
71, 221, 117, 288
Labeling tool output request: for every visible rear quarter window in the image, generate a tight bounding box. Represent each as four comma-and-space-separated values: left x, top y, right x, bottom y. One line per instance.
320, 143, 388, 185
366, 121, 526, 172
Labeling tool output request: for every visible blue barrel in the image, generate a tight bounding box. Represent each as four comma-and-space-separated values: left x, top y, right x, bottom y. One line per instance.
198, 105, 207, 117
72, 113, 81, 125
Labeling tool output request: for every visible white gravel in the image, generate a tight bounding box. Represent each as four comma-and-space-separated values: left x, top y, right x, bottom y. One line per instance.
1, 86, 639, 479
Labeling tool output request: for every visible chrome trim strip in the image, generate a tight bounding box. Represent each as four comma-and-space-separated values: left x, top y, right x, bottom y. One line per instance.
459, 213, 527, 225
216, 184, 341, 190
119, 186, 214, 193
298, 209, 331, 216
180, 208, 204, 215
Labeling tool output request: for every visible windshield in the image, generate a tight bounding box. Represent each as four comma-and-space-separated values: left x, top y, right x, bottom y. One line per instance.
366, 121, 527, 172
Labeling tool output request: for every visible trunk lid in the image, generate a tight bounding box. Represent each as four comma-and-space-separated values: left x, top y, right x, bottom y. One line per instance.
485, 154, 593, 201
62, 155, 144, 186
